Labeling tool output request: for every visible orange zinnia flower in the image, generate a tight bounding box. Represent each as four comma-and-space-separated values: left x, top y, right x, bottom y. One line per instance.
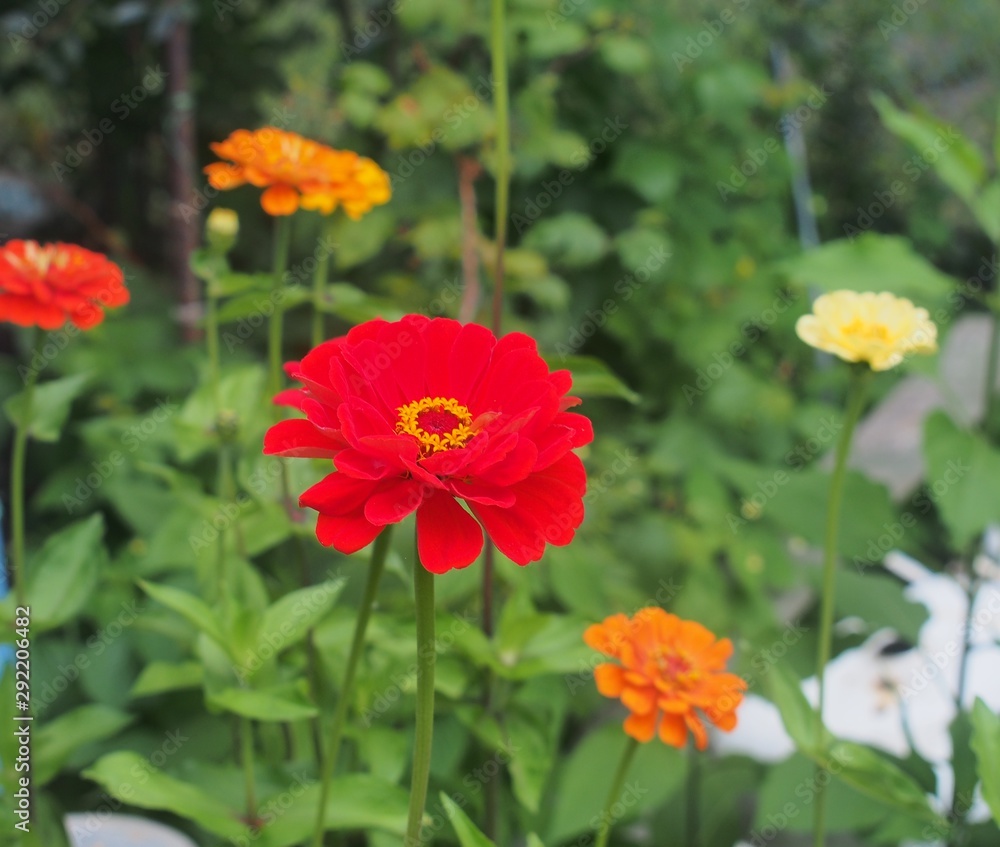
204, 127, 391, 218
584, 608, 746, 749
0, 240, 128, 330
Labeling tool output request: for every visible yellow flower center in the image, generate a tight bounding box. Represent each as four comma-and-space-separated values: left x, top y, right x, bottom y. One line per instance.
842, 318, 891, 343
396, 397, 476, 456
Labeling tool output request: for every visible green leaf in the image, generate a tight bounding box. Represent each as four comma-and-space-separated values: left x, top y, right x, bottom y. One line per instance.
252, 578, 347, 669
84, 751, 245, 839
776, 234, 955, 315
871, 92, 986, 206
826, 741, 943, 825
522, 213, 610, 268
546, 723, 683, 843
554, 355, 639, 403
211, 271, 275, 297
27, 514, 105, 632
765, 664, 825, 756
970, 179, 1000, 242
527, 836, 547, 847
971, 698, 1000, 825
441, 794, 497, 847
4, 373, 91, 442
130, 661, 204, 698
34, 705, 133, 786
139, 580, 230, 654
208, 686, 319, 721
923, 411, 1000, 548
254, 775, 410, 845
318, 283, 405, 323
506, 710, 554, 814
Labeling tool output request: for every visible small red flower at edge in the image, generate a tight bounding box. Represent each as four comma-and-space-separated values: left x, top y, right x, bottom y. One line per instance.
585, 608, 747, 749
263, 315, 594, 574
0, 240, 128, 330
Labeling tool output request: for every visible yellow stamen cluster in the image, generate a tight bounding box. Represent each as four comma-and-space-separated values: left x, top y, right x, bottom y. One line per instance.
396, 396, 476, 456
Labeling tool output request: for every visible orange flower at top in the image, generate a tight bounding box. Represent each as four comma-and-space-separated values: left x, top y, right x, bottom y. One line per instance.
204, 127, 391, 218
584, 608, 747, 749
0, 240, 128, 330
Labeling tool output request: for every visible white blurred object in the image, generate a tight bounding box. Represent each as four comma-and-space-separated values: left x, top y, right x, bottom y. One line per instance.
714, 546, 1000, 768
64, 813, 199, 847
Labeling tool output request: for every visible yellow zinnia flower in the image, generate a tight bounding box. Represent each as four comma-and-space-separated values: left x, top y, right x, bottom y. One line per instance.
795, 290, 937, 371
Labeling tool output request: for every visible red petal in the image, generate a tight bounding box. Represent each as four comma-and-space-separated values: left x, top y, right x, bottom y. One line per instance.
469, 454, 586, 565
415, 491, 484, 574
364, 478, 427, 525
300, 474, 379, 515
447, 323, 496, 398
315, 512, 382, 553
264, 419, 341, 458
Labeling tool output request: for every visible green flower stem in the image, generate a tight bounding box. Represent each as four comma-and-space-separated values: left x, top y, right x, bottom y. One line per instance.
311, 217, 336, 348
404, 538, 436, 847
309, 526, 392, 847
206, 276, 222, 411
813, 365, 871, 847
241, 716, 258, 824
269, 216, 292, 401
490, 0, 510, 334
484, 4, 510, 836
10, 328, 40, 611
983, 306, 1000, 438
595, 736, 639, 847
686, 744, 701, 847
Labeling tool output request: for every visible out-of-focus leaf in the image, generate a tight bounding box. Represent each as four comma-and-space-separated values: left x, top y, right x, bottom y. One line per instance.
872, 92, 986, 206
552, 355, 639, 403
27, 514, 105, 632
4, 373, 91, 442
34, 704, 133, 786
84, 752, 245, 839
441, 794, 497, 847
971, 698, 1000, 825
208, 686, 318, 721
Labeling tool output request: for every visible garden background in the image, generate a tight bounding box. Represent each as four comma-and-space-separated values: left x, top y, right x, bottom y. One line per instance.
3, 0, 1000, 846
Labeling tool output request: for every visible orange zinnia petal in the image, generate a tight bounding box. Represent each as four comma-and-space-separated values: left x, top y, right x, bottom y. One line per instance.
261, 184, 300, 216
623, 710, 657, 743
658, 712, 687, 748
594, 663, 626, 697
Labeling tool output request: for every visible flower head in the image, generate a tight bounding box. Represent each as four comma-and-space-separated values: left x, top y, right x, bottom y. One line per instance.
584, 608, 746, 749
204, 128, 391, 218
795, 290, 937, 371
263, 316, 593, 573
0, 240, 128, 330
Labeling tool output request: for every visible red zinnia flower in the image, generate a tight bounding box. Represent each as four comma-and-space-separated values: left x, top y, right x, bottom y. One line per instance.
0, 240, 128, 330
263, 315, 593, 573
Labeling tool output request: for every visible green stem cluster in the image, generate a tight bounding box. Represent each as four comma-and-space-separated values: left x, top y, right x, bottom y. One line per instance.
269, 216, 292, 399
404, 541, 436, 846
595, 737, 639, 847
309, 527, 392, 847
812, 366, 871, 847
10, 329, 40, 610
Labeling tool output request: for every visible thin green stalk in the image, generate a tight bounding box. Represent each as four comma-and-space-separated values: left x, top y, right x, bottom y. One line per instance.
983, 309, 1000, 438
484, 4, 510, 836
309, 527, 392, 847
206, 277, 222, 411
490, 0, 510, 334
10, 329, 40, 610
595, 737, 639, 847
404, 538, 436, 847
269, 216, 292, 400
311, 218, 336, 348
813, 366, 871, 847
686, 745, 701, 847
241, 716, 258, 825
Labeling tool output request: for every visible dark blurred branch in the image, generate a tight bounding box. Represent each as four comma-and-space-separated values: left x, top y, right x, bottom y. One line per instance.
165, 0, 199, 341
457, 155, 482, 324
